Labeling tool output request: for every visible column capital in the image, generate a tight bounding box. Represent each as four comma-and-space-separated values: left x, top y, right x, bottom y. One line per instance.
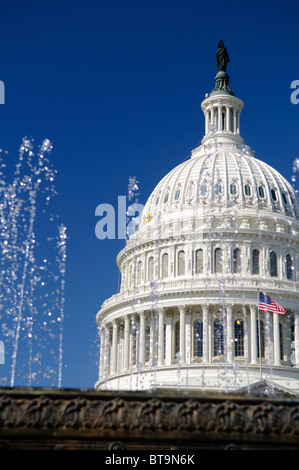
178, 305, 187, 314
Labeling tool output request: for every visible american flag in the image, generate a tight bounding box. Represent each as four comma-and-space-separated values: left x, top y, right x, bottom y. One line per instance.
258, 292, 287, 315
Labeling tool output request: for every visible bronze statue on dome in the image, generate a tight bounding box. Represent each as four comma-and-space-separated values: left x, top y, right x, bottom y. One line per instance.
216, 40, 230, 72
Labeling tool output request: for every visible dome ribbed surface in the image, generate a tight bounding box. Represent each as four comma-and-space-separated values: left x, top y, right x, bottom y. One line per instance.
142, 150, 299, 222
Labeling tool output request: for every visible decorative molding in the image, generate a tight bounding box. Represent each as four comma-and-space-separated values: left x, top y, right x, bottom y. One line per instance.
1, 387, 299, 449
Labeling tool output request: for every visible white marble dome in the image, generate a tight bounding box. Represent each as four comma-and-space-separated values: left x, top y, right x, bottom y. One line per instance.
96, 55, 299, 396
142, 148, 299, 224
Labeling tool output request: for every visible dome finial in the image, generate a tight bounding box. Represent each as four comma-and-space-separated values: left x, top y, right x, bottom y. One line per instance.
210, 40, 234, 96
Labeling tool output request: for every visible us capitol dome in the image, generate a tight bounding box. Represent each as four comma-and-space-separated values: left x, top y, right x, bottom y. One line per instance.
95, 42, 299, 395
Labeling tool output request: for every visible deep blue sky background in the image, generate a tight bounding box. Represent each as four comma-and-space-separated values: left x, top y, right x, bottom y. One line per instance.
0, 0, 298, 389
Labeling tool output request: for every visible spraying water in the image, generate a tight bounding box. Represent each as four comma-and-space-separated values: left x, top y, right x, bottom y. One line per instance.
0, 138, 66, 388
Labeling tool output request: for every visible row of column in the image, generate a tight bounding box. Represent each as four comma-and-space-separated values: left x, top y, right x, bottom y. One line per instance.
99, 305, 299, 379
204, 105, 240, 135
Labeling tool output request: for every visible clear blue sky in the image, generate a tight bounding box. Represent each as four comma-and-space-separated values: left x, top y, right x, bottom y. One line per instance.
0, 0, 298, 389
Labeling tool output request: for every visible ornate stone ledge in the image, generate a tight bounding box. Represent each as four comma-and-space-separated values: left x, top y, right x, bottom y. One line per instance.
1, 387, 299, 450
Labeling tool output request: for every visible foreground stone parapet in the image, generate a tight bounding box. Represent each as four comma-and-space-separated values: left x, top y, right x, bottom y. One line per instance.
1, 387, 299, 449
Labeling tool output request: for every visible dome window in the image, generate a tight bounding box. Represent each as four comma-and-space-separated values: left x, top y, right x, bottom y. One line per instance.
194, 320, 203, 357
163, 192, 169, 204
286, 254, 293, 280
244, 184, 251, 196
282, 192, 288, 205
174, 189, 180, 201
271, 189, 277, 201
258, 186, 265, 198
214, 248, 222, 273
148, 257, 154, 281
186, 185, 194, 198
252, 249, 260, 275
234, 320, 244, 357
215, 183, 222, 195
233, 248, 241, 274
201, 184, 207, 196
178, 250, 185, 275
162, 253, 168, 278
214, 320, 224, 356
155, 196, 160, 205
270, 251, 277, 277
230, 183, 237, 195
195, 249, 203, 274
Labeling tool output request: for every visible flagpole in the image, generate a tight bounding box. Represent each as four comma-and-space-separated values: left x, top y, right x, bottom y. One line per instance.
257, 288, 262, 380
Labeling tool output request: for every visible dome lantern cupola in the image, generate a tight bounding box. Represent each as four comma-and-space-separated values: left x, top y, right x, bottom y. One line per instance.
200, 40, 244, 149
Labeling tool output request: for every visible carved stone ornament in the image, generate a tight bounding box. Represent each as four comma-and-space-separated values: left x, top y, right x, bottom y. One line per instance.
1, 387, 299, 450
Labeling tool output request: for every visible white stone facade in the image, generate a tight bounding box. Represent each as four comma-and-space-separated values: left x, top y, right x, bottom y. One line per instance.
95, 72, 299, 395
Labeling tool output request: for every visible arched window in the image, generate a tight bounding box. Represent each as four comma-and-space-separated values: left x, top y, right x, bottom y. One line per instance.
257, 320, 265, 359
128, 263, 133, 289
286, 254, 293, 280
194, 319, 203, 357
270, 251, 277, 277
214, 319, 224, 356
148, 257, 154, 282
214, 248, 222, 273
178, 251, 185, 275
137, 260, 142, 285
162, 253, 168, 279
233, 248, 241, 273
174, 321, 180, 357
164, 192, 169, 203
252, 249, 260, 275
195, 249, 203, 274
234, 319, 244, 357
145, 325, 151, 363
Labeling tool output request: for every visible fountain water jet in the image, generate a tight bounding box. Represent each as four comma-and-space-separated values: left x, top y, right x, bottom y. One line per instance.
0, 138, 66, 388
